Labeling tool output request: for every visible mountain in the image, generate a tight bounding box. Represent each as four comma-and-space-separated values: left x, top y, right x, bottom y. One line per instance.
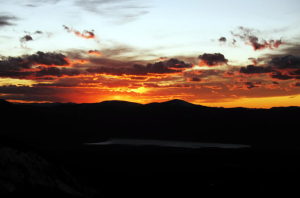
160, 99, 196, 107
0, 99, 300, 148
0, 136, 100, 198
0, 99, 15, 109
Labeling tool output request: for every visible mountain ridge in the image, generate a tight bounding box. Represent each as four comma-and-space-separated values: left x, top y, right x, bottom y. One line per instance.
3, 98, 299, 109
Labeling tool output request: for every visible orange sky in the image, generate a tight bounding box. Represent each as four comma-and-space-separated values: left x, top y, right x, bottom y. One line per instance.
1, 53, 300, 108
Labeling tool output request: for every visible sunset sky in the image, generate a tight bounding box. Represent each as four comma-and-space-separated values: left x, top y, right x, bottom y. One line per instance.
1, 0, 300, 108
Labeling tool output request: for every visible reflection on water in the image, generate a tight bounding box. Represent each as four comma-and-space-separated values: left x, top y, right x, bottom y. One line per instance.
86, 139, 250, 149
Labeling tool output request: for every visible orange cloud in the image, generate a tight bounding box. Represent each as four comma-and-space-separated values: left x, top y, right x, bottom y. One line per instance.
204, 85, 222, 89
87, 50, 102, 57
290, 82, 300, 88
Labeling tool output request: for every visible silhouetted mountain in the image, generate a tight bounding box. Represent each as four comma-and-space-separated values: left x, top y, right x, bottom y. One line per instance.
0, 99, 300, 148
160, 99, 196, 107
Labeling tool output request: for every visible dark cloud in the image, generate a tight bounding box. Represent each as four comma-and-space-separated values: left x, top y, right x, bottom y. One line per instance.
239, 55, 300, 79
259, 55, 300, 80
20, 35, 33, 42
0, 15, 18, 27
290, 82, 300, 87
0, 52, 87, 79
268, 71, 294, 80
243, 81, 262, 90
186, 77, 203, 82
87, 63, 176, 76
219, 37, 226, 43
0, 71, 34, 79
0, 51, 71, 70
26, 51, 70, 66
20, 35, 33, 48
268, 55, 300, 70
231, 26, 285, 51
230, 81, 262, 90
34, 30, 43, 34
239, 65, 272, 74
164, 58, 193, 69
86, 58, 191, 76
36, 67, 82, 78
198, 53, 228, 66
0, 56, 31, 71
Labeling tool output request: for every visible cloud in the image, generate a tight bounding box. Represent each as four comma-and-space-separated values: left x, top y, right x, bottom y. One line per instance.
34, 30, 43, 34
73, 0, 150, 24
63, 25, 98, 41
231, 26, 285, 51
0, 51, 89, 79
26, 51, 70, 66
290, 82, 300, 88
186, 76, 204, 82
0, 15, 18, 27
264, 55, 300, 80
223, 71, 235, 77
239, 56, 300, 80
33, 77, 82, 88
198, 53, 228, 67
243, 81, 262, 89
36, 67, 83, 78
219, 37, 226, 43
87, 50, 102, 57
163, 58, 193, 70
20, 35, 33, 47
184, 69, 224, 79
86, 58, 191, 76
143, 83, 191, 88
229, 81, 262, 90
268, 71, 294, 80
20, 35, 33, 42
158, 57, 168, 61
239, 65, 272, 75
268, 55, 300, 70
0, 56, 31, 71
265, 81, 281, 90
203, 85, 222, 90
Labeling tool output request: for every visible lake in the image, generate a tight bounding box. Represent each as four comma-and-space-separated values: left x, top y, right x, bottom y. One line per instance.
86, 138, 250, 149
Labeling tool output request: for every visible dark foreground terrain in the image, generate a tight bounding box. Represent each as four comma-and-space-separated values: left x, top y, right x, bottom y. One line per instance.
1, 99, 300, 197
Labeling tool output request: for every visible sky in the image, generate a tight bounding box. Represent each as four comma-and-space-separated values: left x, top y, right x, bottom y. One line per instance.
1, 0, 300, 108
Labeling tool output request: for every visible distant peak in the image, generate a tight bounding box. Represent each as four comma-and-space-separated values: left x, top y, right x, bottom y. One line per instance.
0, 99, 13, 106
161, 99, 195, 107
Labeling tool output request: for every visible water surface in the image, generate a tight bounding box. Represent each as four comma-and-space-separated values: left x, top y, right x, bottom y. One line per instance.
86, 139, 250, 149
